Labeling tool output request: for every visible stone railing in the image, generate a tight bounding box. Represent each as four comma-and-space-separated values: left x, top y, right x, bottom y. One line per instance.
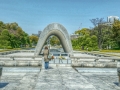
0, 55, 42, 66
70, 56, 120, 68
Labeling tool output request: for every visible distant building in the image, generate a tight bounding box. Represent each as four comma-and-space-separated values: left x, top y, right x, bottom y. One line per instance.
99, 22, 113, 27
38, 31, 42, 37
32, 31, 42, 37
70, 34, 79, 40
99, 16, 119, 27
107, 16, 119, 23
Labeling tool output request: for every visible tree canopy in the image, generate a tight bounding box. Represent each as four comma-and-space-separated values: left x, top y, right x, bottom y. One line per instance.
50, 36, 60, 46
112, 20, 120, 48
29, 35, 39, 46
72, 19, 120, 51
72, 28, 98, 51
0, 21, 30, 49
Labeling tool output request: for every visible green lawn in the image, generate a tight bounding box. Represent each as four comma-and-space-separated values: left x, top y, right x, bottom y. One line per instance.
100, 50, 120, 53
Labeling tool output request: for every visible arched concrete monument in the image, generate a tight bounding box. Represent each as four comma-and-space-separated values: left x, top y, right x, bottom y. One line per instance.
34, 23, 73, 56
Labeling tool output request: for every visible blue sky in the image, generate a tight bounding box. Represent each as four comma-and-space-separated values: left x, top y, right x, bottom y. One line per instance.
0, 0, 120, 35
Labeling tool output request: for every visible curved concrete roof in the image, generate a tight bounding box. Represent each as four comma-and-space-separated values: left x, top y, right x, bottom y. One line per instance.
34, 23, 73, 56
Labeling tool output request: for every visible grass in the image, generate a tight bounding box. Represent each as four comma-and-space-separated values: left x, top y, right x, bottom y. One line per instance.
73, 49, 120, 53
0, 48, 21, 52
0, 47, 35, 52
100, 50, 120, 53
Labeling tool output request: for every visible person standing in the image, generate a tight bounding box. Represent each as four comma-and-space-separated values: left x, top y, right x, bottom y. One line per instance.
43, 46, 49, 69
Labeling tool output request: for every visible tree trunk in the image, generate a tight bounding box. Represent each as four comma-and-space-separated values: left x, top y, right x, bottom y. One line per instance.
98, 26, 102, 50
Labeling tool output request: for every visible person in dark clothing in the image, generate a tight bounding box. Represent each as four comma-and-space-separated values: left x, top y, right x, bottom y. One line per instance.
43, 46, 49, 69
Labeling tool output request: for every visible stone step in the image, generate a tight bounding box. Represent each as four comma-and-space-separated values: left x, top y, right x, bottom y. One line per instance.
2, 67, 41, 73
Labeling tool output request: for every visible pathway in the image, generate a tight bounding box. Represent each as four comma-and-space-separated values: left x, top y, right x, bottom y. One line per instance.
34, 66, 96, 90
0, 66, 120, 90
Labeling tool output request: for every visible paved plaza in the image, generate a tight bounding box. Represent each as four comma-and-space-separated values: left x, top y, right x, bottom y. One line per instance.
0, 51, 120, 90
0, 66, 119, 90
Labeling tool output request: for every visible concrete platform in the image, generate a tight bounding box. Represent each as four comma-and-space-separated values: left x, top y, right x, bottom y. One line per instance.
0, 66, 120, 90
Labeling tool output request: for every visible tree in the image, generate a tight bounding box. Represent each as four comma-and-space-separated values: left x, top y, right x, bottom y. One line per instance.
90, 18, 104, 50
75, 28, 90, 36
90, 18, 104, 27
50, 36, 60, 46
29, 35, 39, 46
112, 20, 120, 49
101, 25, 113, 49
0, 21, 31, 49
0, 29, 11, 48
72, 28, 98, 51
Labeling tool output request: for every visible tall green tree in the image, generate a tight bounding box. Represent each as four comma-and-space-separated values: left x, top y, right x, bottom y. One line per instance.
72, 28, 98, 51
90, 18, 104, 50
29, 35, 39, 46
50, 36, 60, 46
0, 21, 31, 49
112, 20, 120, 49
0, 29, 11, 48
75, 28, 90, 36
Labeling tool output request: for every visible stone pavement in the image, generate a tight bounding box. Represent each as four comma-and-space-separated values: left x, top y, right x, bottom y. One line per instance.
35, 66, 96, 90
0, 66, 120, 90
76, 68, 120, 90
0, 67, 40, 90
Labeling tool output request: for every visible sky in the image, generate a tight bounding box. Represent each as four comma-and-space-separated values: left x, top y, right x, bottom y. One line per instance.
0, 0, 120, 35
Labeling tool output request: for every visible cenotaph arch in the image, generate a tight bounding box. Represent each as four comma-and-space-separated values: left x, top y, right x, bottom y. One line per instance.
34, 23, 73, 56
